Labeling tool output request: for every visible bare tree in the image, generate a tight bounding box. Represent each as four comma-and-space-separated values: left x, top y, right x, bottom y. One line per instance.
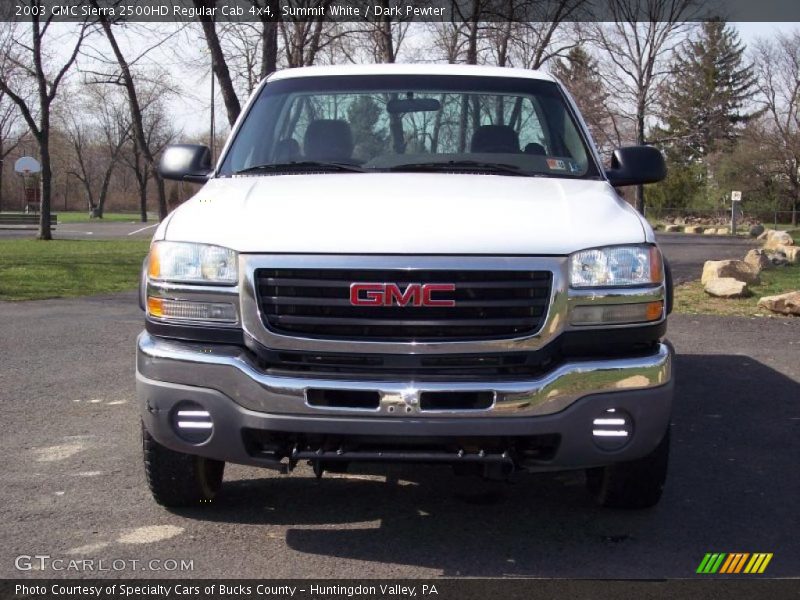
589, 0, 698, 213
191, 0, 242, 127
0, 88, 25, 213
87, 8, 171, 220
0, 14, 90, 239
753, 32, 800, 226
119, 88, 176, 222
61, 85, 130, 217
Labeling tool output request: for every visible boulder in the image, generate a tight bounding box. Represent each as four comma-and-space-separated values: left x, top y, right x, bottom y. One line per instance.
769, 250, 789, 267
757, 229, 773, 241
782, 246, 800, 264
744, 249, 771, 272
684, 226, 704, 234
701, 260, 761, 285
664, 224, 682, 232
716, 227, 730, 235
703, 228, 718, 235
750, 224, 765, 237
674, 216, 686, 225
763, 230, 795, 250
705, 277, 750, 298
758, 291, 800, 316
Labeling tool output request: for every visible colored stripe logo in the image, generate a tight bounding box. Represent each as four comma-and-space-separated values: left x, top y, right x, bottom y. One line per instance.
696, 553, 773, 574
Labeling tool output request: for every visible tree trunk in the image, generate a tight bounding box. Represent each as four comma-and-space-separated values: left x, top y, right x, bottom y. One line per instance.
634, 107, 646, 214
194, 0, 241, 126
0, 139, 4, 213
138, 174, 148, 223
96, 11, 169, 220
260, 16, 278, 79
38, 134, 52, 240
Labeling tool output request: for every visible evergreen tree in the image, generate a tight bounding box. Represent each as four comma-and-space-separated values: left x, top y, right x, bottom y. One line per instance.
551, 47, 611, 152
659, 21, 758, 163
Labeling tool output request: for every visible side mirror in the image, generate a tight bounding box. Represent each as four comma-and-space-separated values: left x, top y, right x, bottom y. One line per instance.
158, 144, 213, 183
605, 145, 666, 187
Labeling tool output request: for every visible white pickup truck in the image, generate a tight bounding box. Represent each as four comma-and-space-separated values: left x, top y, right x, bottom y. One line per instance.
138, 64, 673, 509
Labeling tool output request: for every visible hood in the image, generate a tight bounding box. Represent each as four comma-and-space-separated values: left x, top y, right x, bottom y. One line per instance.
160, 173, 647, 255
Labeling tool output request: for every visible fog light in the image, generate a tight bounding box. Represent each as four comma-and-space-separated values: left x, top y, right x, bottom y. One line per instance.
592, 408, 633, 450
570, 301, 663, 326
171, 402, 213, 444
147, 297, 237, 323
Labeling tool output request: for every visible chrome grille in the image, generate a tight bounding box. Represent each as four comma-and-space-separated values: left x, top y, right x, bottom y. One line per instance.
255, 268, 552, 342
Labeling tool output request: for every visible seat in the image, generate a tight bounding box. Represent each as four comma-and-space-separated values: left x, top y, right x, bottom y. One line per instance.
274, 138, 301, 162
470, 125, 520, 154
303, 120, 354, 162
524, 142, 547, 156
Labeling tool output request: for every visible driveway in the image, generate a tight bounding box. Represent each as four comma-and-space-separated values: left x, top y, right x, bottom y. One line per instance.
0, 294, 797, 579
656, 233, 759, 283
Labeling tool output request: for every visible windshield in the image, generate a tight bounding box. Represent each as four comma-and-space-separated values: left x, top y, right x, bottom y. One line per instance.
218, 74, 600, 179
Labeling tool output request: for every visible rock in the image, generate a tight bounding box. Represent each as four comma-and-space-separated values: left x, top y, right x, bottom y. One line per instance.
758, 291, 800, 316
684, 226, 704, 234
664, 224, 682, 232
674, 216, 686, 225
769, 250, 789, 267
744, 249, 771, 272
757, 228, 773, 241
701, 260, 761, 285
750, 224, 765, 237
705, 277, 750, 298
716, 227, 730, 235
782, 246, 800, 264
763, 230, 795, 249
703, 228, 718, 235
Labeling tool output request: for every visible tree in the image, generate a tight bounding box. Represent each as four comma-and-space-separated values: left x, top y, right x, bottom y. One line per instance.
551, 47, 614, 154
658, 21, 758, 162
590, 0, 698, 213
89, 7, 170, 220
62, 85, 131, 217
0, 14, 90, 239
0, 88, 25, 213
753, 31, 800, 226
119, 87, 176, 222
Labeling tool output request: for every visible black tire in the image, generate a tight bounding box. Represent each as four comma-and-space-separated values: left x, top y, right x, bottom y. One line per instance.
586, 426, 670, 509
142, 423, 225, 507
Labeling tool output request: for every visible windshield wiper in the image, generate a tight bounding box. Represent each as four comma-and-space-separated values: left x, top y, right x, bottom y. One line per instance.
234, 161, 369, 175
387, 160, 539, 177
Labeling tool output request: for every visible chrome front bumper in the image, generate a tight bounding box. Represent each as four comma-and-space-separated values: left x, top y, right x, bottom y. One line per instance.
137, 332, 671, 419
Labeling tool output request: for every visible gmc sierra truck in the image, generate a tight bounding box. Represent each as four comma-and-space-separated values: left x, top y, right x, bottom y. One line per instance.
138, 64, 673, 509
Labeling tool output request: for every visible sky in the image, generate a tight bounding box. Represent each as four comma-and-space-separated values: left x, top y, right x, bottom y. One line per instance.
16, 20, 800, 144
172, 21, 799, 139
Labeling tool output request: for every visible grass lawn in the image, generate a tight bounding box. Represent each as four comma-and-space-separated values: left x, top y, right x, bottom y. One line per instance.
0, 239, 150, 301
55, 212, 152, 223
675, 265, 800, 317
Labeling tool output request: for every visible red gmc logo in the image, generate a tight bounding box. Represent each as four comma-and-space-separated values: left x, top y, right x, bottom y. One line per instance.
350, 283, 456, 307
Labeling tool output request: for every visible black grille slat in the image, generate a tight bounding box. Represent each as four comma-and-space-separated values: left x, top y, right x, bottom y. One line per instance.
255, 268, 552, 342
270, 315, 542, 327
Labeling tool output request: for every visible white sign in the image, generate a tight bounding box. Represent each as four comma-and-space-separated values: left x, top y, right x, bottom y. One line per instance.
14, 156, 41, 174
731, 191, 742, 202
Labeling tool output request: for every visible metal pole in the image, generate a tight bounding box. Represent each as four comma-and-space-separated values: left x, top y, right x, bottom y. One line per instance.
731, 200, 736, 236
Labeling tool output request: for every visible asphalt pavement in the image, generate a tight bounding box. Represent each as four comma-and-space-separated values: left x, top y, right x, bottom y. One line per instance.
656, 233, 760, 283
0, 292, 797, 579
0, 220, 158, 240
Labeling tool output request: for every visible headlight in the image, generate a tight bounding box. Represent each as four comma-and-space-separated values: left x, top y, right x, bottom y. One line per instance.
570, 245, 662, 288
148, 241, 238, 285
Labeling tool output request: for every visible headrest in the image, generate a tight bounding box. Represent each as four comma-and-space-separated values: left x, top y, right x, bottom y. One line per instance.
304, 120, 354, 162
470, 125, 520, 153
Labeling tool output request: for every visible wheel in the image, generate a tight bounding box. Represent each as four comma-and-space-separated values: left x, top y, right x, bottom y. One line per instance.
142, 423, 224, 507
586, 426, 670, 509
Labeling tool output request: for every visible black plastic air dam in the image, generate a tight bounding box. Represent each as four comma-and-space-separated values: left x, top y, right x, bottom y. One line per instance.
138, 373, 673, 472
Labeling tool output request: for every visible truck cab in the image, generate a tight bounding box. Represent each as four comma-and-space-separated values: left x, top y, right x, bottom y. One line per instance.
138, 64, 672, 509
